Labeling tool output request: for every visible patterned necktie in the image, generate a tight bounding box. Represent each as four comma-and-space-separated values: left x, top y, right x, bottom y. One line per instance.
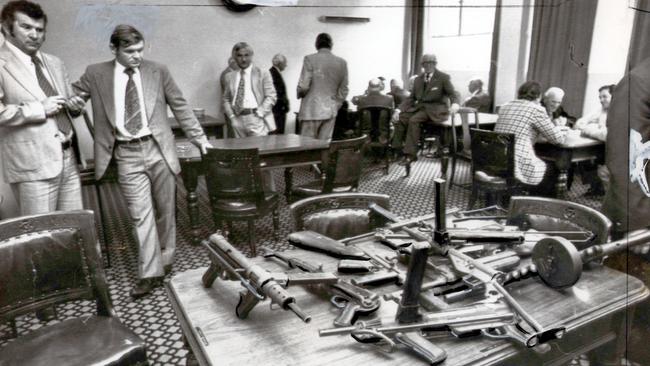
32, 56, 73, 135
124, 68, 143, 135
233, 69, 246, 115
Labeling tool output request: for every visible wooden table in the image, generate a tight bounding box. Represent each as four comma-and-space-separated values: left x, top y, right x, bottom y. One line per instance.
169, 115, 226, 139
175, 134, 329, 244
166, 240, 648, 365
535, 133, 605, 199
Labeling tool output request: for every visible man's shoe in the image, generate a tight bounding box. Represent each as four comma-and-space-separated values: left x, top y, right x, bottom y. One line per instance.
35, 307, 56, 322
584, 186, 605, 198
398, 155, 417, 166
164, 264, 172, 276
130, 279, 156, 299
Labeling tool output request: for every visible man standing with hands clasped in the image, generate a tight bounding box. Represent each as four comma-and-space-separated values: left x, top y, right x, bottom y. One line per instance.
69, 25, 212, 299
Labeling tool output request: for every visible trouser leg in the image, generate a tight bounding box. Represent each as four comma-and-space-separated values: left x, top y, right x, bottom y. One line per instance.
317, 116, 336, 141
403, 110, 430, 157
148, 145, 177, 267
57, 148, 83, 211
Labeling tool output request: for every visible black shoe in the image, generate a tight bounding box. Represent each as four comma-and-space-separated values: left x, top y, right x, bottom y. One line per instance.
398, 155, 417, 166
35, 307, 56, 322
130, 279, 156, 299
164, 264, 172, 276
584, 186, 605, 198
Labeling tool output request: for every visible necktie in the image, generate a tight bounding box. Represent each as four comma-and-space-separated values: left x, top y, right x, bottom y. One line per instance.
425, 73, 432, 84
124, 68, 143, 135
233, 69, 246, 115
32, 56, 73, 135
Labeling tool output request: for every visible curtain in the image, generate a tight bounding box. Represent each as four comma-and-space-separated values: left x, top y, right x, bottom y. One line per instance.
527, 0, 598, 116
403, 0, 425, 79
627, 0, 650, 70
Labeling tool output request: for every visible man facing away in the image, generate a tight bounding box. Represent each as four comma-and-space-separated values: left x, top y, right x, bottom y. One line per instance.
222, 42, 276, 137
297, 33, 348, 141
392, 53, 460, 166
0, 0, 84, 321
269, 53, 289, 134
69, 25, 212, 299
462, 78, 491, 113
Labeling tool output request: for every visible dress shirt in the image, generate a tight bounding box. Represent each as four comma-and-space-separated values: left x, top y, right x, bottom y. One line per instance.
574, 108, 607, 142
494, 99, 566, 185
113, 62, 152, 140
233, 65, 258, 109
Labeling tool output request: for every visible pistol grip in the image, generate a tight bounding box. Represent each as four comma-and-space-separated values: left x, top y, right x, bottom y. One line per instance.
236, 290, 260, 319
333, 302, 361, 327
394, 331, 447, 365
202, 263, 220, 288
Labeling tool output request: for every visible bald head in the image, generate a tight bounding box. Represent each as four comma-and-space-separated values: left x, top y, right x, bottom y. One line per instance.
272, 53, 287, 71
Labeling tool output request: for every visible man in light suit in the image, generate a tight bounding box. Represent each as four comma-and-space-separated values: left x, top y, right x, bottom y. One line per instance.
392, 53, 459, 165
297, 33, 348, 141
0, 0, 83, 322
69, 25, 211, 299
222, 42, 276, 137
269, 53, 288, 134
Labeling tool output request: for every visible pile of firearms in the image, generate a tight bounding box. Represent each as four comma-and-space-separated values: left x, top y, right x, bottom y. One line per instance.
201, 178, 650, 365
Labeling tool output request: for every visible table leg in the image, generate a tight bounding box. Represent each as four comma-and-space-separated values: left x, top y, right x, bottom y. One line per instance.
556, 168, 569, 199
285, 167, 293, 202
180, 162, 201, 245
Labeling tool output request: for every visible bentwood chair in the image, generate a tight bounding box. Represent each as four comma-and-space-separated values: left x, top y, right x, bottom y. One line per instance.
289, 192, 391, 240
203, 147, 279, 256
357, 106, 393, 174
0, 211, 148, 365
449, 107, 480, 186
467, 129, 520, 209
291, 135, 369, 200
506, 196, 611, 250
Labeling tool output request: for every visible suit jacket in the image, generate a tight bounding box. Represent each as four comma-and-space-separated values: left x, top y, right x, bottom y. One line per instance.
0, 43, 82, 183
297, 49, 349, 121
222, 65, 276, 132
269, 66, 289, 114
353, 92, 394, 110
400, 70, 458, 122
388, 89, 409, 108
541, 101, 577, 127
602, 57, 650, 233
463, 90, 491, 113
73, 60, 207, 179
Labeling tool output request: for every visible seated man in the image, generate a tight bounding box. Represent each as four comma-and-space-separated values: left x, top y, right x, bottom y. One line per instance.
392, 53, 459, 166
388, 78, 409, 108
494, 81, 567, 196
541, 87, 577, 128
462, 78, 491, 112
574, 84, 615, 196
352, 78, 394, 144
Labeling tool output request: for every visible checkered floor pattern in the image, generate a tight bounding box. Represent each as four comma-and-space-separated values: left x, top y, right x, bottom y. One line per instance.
0, 155, 603, 365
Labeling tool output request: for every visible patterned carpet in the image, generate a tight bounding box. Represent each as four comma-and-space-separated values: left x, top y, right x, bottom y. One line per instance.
0, 155, 603, 365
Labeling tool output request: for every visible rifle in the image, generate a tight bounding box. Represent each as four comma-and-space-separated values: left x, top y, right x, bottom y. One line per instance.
261, 247, 381, 327
202, 234, 338, 323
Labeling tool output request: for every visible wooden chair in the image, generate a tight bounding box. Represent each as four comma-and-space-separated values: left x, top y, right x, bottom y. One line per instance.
467, 129, 520, 209
506, 196, 611, 250
291, 135, 369, 200
357, 106, 392, 174
289, 192, 391, 240
203, 147, 280, 256
449, 107, 480, 186
0, 211, 148, 365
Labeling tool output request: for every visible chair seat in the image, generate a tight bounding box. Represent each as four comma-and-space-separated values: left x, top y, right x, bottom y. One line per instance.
212, 192, 279, 215
0, 316, 147, 366
474, 171, 507, 185
292, 180, 355, 197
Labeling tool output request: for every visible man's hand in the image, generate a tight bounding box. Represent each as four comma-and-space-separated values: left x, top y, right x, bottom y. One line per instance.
450, 103, 460, 114
65, 95, 86, 113
42, 96, 67, 117
199, 141, 214, 155
390, 109, 400, 124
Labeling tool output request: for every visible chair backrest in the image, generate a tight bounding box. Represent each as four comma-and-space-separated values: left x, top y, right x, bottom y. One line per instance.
470, 128, 515, 181
506, 196, 612, 248
450, 107, 480, 157
289, 193, 391, 240
357, 106, 392, 144
203, 147, 265, 206
0, 211, 113, 321
322, 135, 369, 193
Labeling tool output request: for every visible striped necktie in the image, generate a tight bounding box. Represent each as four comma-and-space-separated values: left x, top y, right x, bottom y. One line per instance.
32, 56, 73, 135
233, 69, 246, 115
124, 68, 143, 135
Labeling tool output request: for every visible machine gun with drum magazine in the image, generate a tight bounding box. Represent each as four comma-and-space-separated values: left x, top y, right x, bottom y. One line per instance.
201, 234, 338, 323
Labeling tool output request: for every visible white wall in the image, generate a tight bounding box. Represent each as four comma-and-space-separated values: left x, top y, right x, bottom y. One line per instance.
581, 0, 635, 116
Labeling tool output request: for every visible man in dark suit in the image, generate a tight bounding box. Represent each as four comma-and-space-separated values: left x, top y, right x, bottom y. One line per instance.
392, 53, 459, 165
269, 53, 288, 134
388, 78, 409, 108
462, 78, 491, 112
541, 87, 576, 128
70, 25, 211, 299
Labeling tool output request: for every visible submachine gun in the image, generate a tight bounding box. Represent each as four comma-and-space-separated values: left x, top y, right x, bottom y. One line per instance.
202, 233, 338, 323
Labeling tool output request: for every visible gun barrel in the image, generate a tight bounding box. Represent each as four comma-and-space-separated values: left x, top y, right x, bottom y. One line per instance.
287, 302, 311, 323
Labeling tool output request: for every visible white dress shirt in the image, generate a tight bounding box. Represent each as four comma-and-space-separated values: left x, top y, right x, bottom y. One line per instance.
233, 65, 258, 109
113, 62, 152, 140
